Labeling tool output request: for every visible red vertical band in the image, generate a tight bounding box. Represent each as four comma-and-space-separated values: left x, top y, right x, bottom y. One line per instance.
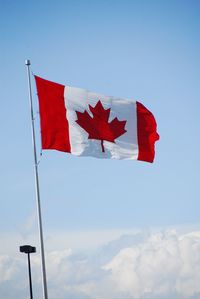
136, 101, 159, 163
35, 76, 71, 153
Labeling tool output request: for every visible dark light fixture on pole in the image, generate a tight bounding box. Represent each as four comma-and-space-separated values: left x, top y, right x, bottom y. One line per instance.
20, 245, 36, 299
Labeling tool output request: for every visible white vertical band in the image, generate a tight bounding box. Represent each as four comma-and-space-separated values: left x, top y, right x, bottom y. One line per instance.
64, 86, 138, 160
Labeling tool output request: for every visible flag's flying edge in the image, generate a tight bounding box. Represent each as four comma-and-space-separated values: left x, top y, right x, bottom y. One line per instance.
136, 101, 160, 163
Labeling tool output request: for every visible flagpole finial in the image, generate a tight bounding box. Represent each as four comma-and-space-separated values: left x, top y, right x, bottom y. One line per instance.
25, 59, 31, 65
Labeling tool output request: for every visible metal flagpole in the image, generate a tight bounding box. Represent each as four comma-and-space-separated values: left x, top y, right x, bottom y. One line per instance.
25, 59, 48, 299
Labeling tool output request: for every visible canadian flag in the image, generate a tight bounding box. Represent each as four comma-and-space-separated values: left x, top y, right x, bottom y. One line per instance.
35, 76, 159, 163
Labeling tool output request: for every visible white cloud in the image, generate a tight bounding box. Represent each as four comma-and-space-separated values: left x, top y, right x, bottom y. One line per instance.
1, 228, 200, 299
103, 230, 200, 299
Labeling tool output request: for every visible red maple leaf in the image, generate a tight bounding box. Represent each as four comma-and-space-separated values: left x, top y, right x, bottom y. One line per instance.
75, 100, 127, 152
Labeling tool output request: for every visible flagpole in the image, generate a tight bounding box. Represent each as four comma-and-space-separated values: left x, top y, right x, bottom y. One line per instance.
25, 59, 48, 299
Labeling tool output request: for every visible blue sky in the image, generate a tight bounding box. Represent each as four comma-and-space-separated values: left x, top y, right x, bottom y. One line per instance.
0, 1, 200, 298
1, 0, 199, 231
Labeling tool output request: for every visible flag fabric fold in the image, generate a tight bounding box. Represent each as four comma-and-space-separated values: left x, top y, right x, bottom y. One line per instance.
35, 76, 159, 163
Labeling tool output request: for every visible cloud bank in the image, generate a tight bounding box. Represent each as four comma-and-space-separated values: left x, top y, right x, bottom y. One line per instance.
1, 229, 200, 299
